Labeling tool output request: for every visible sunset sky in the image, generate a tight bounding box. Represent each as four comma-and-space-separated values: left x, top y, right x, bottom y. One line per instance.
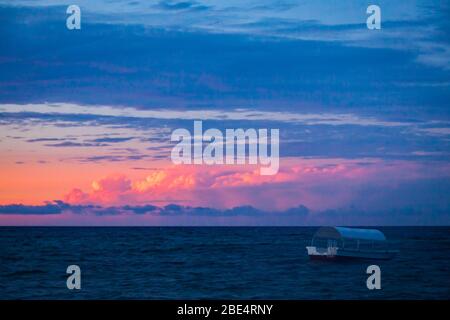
0, 0, 449, 225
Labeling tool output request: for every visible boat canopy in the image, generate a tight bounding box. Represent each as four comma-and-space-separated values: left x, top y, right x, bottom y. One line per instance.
313, 227, 386, 241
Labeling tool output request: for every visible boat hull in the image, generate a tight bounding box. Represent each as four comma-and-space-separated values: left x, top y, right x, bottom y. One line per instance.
306, 246, 398, 261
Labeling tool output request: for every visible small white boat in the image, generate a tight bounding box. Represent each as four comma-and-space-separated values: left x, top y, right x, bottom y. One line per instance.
306, 227, 398, 260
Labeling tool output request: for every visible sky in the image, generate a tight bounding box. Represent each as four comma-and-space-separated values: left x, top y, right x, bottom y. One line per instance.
0, 0, 449, 225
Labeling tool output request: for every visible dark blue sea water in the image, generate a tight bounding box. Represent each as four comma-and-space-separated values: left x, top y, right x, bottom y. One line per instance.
0, 227, 449, 299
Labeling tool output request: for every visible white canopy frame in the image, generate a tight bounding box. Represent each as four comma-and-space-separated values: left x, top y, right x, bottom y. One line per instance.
311, 227, 387, 249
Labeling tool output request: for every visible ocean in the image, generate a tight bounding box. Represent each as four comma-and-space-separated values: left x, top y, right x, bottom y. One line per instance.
0, 227, 449, 299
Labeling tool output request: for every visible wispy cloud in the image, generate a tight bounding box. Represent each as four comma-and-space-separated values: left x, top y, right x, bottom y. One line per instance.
0, 103, 417, 126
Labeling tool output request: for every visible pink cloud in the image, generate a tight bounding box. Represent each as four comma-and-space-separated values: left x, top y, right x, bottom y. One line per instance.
63, 159, 450, 211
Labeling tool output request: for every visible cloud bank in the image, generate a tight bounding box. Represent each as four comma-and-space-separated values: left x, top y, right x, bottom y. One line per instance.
1, 200, 448, 226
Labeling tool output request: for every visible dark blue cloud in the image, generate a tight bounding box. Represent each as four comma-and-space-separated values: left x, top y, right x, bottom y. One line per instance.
1, 201, 448, 225
123, 204, 159, 214
0, 203, 63, 214
89, 137, 134, 143
0, 5, 449, 116
26, 137, 72, 143
75, 154, 150, 163
44, 141, 107, 147
155, 1, 210, 11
